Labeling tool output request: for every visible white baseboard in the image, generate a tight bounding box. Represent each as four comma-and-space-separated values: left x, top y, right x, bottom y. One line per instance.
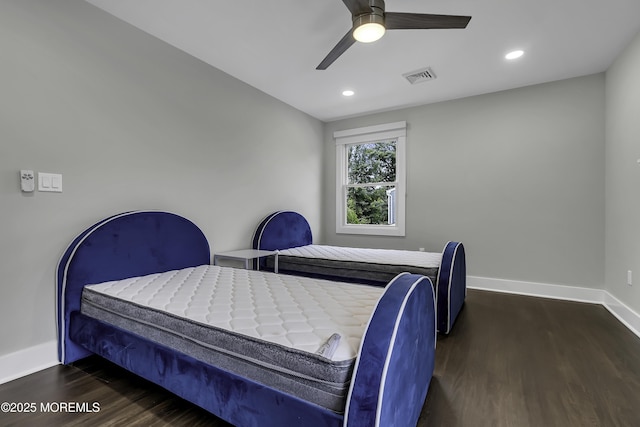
468, 275, 640, 339
0, 340, 59, 385
468, 276, 605, 303
602, 292, 640, 338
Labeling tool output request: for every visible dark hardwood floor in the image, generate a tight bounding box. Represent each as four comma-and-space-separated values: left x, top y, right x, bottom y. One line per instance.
420, 290, 640, 427
2, 289, 640, 426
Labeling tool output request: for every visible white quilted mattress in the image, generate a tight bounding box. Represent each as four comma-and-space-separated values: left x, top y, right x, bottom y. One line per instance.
83, 264, 384, 362
277, 244, 442, 268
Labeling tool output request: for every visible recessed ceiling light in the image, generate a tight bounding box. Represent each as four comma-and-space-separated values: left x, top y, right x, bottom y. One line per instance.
342, 90, 355, 97
505, 50, 524, 60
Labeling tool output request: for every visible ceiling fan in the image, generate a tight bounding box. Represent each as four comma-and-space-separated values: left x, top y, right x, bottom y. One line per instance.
317, 0, 472, 70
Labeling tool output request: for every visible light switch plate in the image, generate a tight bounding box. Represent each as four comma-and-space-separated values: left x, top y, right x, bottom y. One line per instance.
38, 172, 62, 192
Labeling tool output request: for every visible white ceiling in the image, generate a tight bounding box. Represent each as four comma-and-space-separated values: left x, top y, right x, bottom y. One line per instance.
84, 0, 640, 122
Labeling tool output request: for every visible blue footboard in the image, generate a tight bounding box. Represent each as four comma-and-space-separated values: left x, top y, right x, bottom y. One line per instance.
346, 273, 436, 427
437, 242, 466, 334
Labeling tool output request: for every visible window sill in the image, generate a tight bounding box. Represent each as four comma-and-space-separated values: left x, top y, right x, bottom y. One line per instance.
336, 224, 405, 237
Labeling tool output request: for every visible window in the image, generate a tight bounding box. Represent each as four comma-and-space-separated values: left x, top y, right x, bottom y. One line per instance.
335, 121, 406, 236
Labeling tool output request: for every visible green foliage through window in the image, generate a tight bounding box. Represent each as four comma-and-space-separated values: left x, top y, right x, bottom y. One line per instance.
346, 140, 397, 225
347, 142, 396, 184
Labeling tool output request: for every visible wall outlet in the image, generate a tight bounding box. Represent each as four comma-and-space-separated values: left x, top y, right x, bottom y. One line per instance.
419, 247, 425, 252
628, 270, 633, 286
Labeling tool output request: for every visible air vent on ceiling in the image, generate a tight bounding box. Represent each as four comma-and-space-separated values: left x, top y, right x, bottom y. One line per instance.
403, 67, 437, 85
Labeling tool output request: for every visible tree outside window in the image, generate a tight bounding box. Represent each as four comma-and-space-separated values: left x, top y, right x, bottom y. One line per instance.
346, 141, 396, 225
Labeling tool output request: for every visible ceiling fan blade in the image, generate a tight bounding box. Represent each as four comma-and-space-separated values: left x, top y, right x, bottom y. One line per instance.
342, 0, 371, 16
385, 12, 471, 30
317, 30, 356, 70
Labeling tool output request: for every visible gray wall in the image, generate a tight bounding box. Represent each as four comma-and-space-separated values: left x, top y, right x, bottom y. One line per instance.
605, 30, 640, 313
0, 0, 323, 357
323, 75, 606, 289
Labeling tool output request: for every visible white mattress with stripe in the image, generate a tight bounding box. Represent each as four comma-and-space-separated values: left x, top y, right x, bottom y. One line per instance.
277, 244, 442, 268
83, 264, 384, 362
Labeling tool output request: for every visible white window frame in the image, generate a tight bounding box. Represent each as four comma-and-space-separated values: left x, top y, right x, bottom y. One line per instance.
334, 121, 406, 236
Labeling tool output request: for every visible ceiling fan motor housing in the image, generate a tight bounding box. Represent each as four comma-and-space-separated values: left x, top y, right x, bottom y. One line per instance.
353, 0, 385, 28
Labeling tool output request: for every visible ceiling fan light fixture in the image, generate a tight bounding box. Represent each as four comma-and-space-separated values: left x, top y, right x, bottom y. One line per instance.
353, 14, 386, 43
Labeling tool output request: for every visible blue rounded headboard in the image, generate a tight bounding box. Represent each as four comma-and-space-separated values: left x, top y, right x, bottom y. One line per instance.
252, 211, 312, 251
57, 210, 210, 363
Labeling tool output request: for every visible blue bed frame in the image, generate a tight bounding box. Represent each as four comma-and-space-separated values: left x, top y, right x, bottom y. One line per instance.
57, 210, 436, 426
253, 210, 466, 334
